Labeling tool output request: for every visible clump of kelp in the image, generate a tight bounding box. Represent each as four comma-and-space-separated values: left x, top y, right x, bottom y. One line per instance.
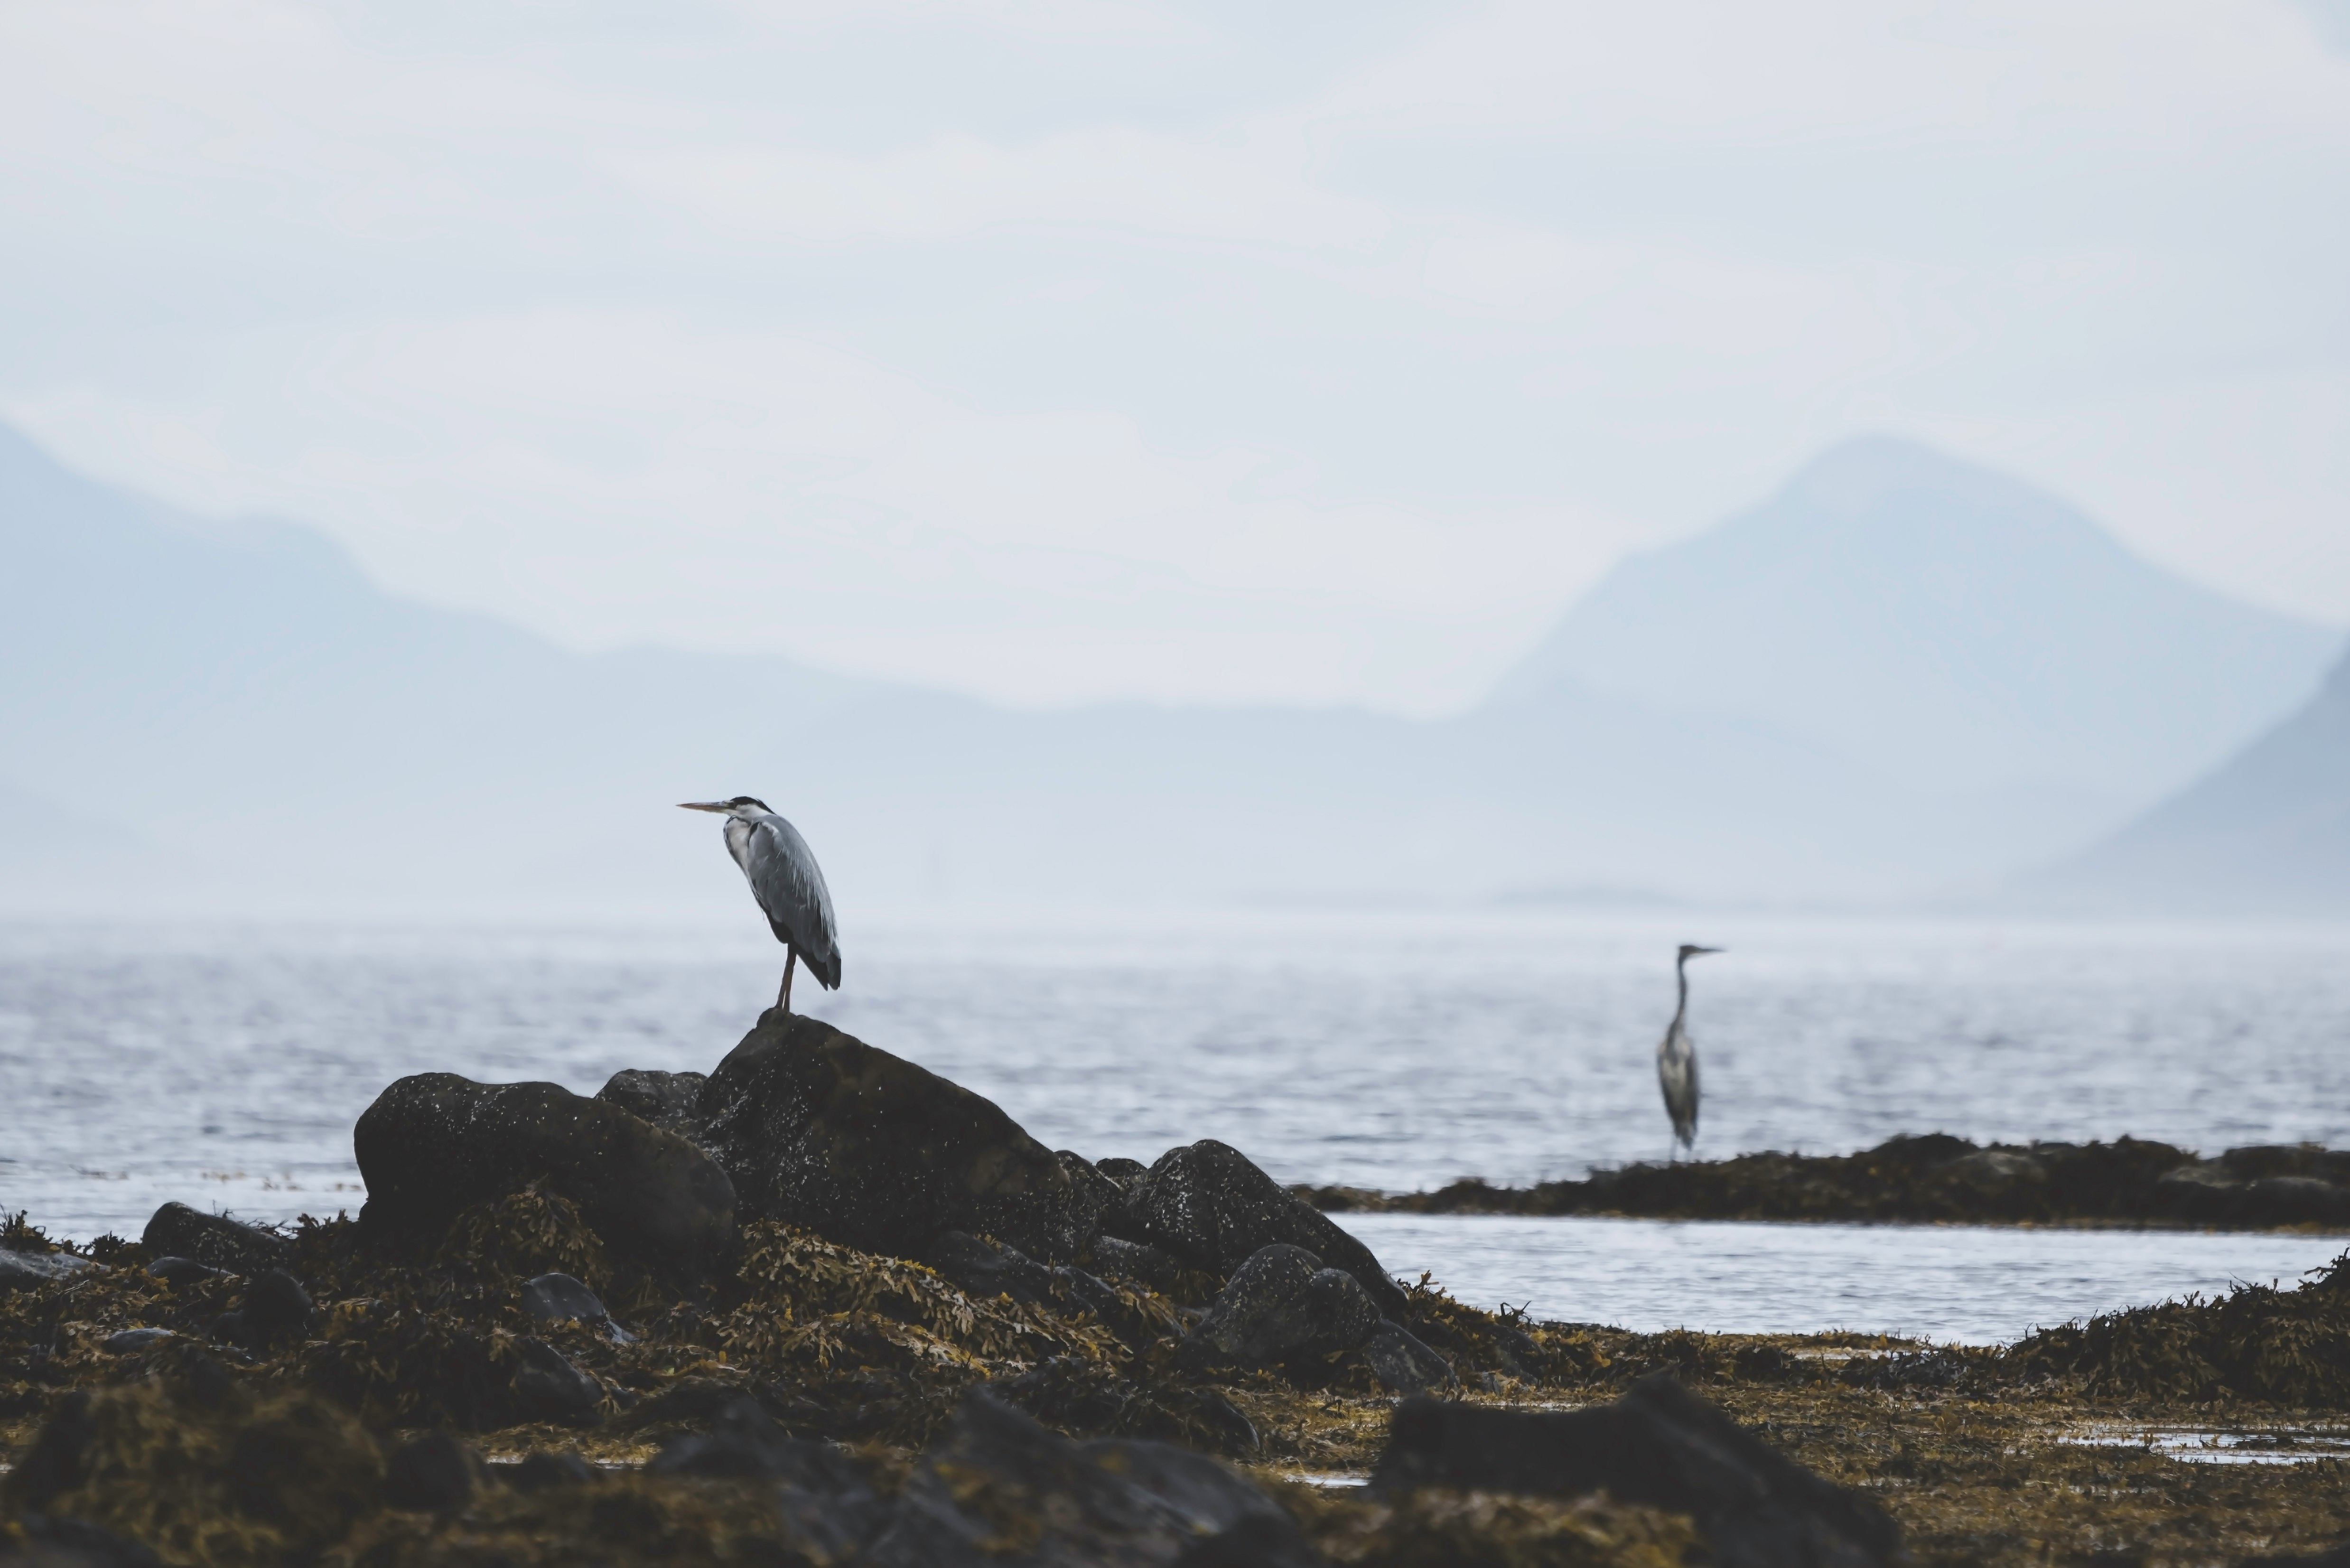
2010, 1248, 2350, 1406
10, 1201, 2350, 1568
1301, 1132, 2350, 1230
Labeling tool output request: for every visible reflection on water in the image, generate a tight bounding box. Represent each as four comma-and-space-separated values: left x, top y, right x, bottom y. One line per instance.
1329, 1213, 2347, 1344
4, 911, 2349, 1268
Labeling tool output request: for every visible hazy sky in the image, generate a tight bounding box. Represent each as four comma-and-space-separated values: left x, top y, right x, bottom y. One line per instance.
4, 1, 2347, 712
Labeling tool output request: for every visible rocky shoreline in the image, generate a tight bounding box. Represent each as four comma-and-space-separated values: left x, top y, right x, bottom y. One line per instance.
1296, 1133, 2350, 1230
2, 1008, 2346, 1566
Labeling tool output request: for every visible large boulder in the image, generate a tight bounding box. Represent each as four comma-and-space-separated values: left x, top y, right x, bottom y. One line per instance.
353, 1074, 736, 1279
693, 1010, 1091, 1263
1116, 1140, 1407, 1317
1369, 1374, 1901, 1568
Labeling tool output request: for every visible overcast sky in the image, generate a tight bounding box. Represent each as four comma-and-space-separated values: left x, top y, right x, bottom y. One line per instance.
4, 0, 2347, 712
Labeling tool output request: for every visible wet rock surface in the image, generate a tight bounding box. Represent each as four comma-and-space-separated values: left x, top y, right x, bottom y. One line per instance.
869, 1390, 1317, 1568
353, 1072, 737, 1277
594, 1068, 710, 1136
1300, 1132, 2350, 1230
1370, 1374, 1903, 1567
694, 1009, 1092, 1261
1119, 1140, 1409, 1316
138, 1205, 291, 1276
0, 1250, 92, 1297
1184, 1244, 1383, 1372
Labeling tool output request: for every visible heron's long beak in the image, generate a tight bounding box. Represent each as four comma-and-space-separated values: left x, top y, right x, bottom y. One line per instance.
678, 801, 731, 813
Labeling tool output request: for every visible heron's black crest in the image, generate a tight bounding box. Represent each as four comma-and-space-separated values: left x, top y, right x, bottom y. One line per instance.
732, 795, 772, 812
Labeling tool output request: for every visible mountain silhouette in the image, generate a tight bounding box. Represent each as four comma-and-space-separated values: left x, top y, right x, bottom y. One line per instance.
5, 424, 2331, 915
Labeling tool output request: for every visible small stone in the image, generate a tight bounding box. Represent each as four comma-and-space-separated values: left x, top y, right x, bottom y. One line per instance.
103, 1327, 176, 1354
240, 1270, 316, 1346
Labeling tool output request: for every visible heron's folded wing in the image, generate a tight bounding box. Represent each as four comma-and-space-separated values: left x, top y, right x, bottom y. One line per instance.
746, 814, 842, 985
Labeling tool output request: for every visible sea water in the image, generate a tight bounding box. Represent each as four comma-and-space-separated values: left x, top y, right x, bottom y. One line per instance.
4, 909, 2347, 1339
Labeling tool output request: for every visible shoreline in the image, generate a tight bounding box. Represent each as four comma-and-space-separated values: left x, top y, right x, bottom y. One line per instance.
1294, 1131, 2350, 1233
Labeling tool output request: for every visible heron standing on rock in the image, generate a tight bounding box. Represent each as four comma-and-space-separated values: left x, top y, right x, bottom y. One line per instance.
1657, 943, 1721, 1161
680, 797, 841, 1013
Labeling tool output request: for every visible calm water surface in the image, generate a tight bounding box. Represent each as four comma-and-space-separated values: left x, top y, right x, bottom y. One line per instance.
4, 910, 2347, 1334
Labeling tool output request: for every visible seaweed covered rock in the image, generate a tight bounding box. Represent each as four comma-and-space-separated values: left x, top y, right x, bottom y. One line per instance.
1369, 1373, 1902, 1567
695, 1010, 1091, 1263
140, 1204, 292, 1277
868, 1389, 1317, 1567
2011, 1248, 2350, 1405
1118, 1140, 1407, 1318
5, 1376, 386, 1566
353, 1073, 737, 1279
1311, 1133, 2350, 1231
1184, 1244, 1382, 1372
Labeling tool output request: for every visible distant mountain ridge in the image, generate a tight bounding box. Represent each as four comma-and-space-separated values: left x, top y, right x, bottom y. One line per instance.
3, 424, 2335, 915
2033, 644, 2350, 914
1495, 438, 2336, 815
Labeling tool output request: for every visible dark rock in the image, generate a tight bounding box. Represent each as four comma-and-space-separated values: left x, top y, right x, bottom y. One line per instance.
1360, 1322, 1454, 1393
595, 1068, 710, 1137
1058, 1151, 1128, 1246
1077, 1436, 1300, 1538
384, 1431, 482, 1512
695, 1010, 1090, 1262
1096, 1157, 1151, 1193
354, 1072, 737, 1279
869, 1390, 1308, 1568
1934, 1148, 2044, 1195
1091, 1234, 1183, 1294
924, 1229, 1061, 1305
146, 1256, 228, 1287
511, 1338, 603, 1424
1119, 1141, 1406, 1317
102, 1328, 175, 1355
1172, 1514, 1325, 1568
10, 1514, 167, 1568
240, 1270, 315, 1346
520, 1271, 633, 1342
649, 1396, 893, 1559
0, 1249, 93, 1296
1369, 1373, 1901, 1567
140, 1203, 291, 1275
2247, 1175, 2350, 1224
509, 1449, 598, 1493
1185, 1244, 1382, 1371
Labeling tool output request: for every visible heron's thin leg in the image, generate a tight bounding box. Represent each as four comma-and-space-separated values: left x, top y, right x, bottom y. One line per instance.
779, 948, 797, 1013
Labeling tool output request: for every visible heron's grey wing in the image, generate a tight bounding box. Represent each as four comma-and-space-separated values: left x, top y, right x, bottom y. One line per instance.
745, 813, 842, 989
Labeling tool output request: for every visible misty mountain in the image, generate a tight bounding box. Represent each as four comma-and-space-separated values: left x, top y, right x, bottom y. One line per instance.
2031, 644, 2350, 914
1496, 438, 2337, 821
3, 424, 2331, 917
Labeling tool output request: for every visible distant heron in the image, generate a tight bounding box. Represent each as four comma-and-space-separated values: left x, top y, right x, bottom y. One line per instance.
1657, 943, 1721, 1161
680, 797, 841, 1012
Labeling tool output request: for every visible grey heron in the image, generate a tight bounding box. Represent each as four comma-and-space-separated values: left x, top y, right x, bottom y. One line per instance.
680, 797, 841, 1012
1657, 943, 1721, 1161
